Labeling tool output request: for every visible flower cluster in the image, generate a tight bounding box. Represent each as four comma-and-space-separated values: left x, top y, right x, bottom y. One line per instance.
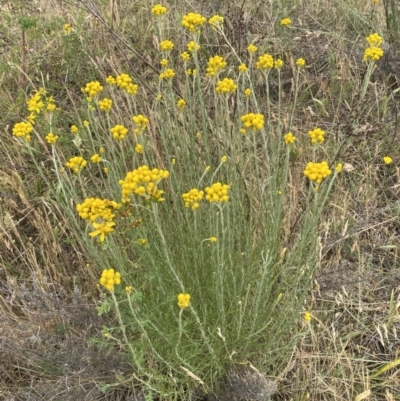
132, 114, 149, 134
76, 197, 121, 222
366, 33, 383, 47
187, 41, 200, 52
280, 18, 292, 26
115, 73, 138, 95
160, 58, 168, 67
83, 81, 103, 97
238, 63, 248, 73
363, 46, 384, 62
66, 156, 87, 173
216, 78, 237, 94
177, 99, 186, 110
206, 55, 227, 77
91, 153, 102, 163
244, 88, 252, 97
209, 15, 224, 30
71, 125, 79, 134
151, 4, 167, 16
119, 165, 169, 203
182, 12, 206, 32
177, 293, 191, 308
240, 113, 265, 133
160, 40, 174, 51
308, 127, 325, 144
45, 133, 59, 144
63, 23, 72, 34
205, 182, 230, 203
181, 51, 190, 62
256, 54, 274, 70
98, 97, 112, 111
27, 89, 45, 114
99, 268, 121, 291
247, 44, 257, 53
296, 58, 306, 67
304, 161, 332, 184
12, 121, 33, 142
159, 68, 176, 80
284, 132, 296, 144
383, 156, 393, 164
274, 59, 284, 69
111, 124, 128, 140
182, 188, 204, 210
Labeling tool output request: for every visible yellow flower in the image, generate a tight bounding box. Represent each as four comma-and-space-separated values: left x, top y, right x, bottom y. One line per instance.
181, 52, 190, 62
125, 286, 132, 293
241, 113, 265, 132
304, 311, 312, 322
182, 12, 206, 32
205, 182, 230, 203
76, 198, 121, 222
308, 127, 325, 144
89, 221, 116, 242
98, 97, 112, 111
91, 153, 102, 163
304, 161, 332, 184
256, 54, 274, 70
12, 121, 33, 142
99, 268, 121, 291
106, 75, 116, 85
177, 293, 191, 308
366, 33, 383, 47
206, 55, 227, 77
135, 144, 143, 154
363, 46, 384, 61
160, 40, 174, 51
383, 156, 393, 164
221, 155, 227, 163
132, 114, 149, 133
160, 58, 169, 67
238, 63, 248, 73
159, 68, 176, 80
210, 237, 217, 242
280, 18, 292, 26
247, 44, 258, 53
187, 41, 200, 52
274, 59, 284, 69
151, 4, 167, 15
83, 81, 103, 97
111, 124, 128, 140
177, 98, 186, 110
156, 94, 163, 101
70, 125, 79, 134
63, 23, 72, 34
103, 167, 109, 174
296, 58, 306, 67
99, 147, 105, 153
171, 158, 176, 165
182, 188, 204, 210
284, 132, 296, 144
116, 73, 139, 94
244, 88, 252, 97
209, 15, 224, 30
140, 238, 147, 245
45, 133, 59, 144
83, 120, 89, 127
66, 156, 87, 173
216, 78, 237, 94
335, 163, 343, 173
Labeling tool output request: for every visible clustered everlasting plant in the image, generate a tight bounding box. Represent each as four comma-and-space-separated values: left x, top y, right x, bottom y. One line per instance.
10, 2, 388, 397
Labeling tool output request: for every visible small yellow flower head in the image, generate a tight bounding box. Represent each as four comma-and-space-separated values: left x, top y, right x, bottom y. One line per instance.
187, 41, 200, 53
244, 88, 252, 97
27, 91, 45, 114
241, 113, 265, 132
66, 156, 87, 173
205, 165, 210, 171
12, 121, 33, 142
116, 73, 138, 94
296, 58, 306, 67
26, 113, 36, 125
90, 221, 116, 242
103, 167, 109, 174
363, 46, 384, 61
308, 127, 325, 144
125, 286, 132, 293
119, 165, 169, 203
221, 155, 227, 163
206, 55, 227, 77
177, 98, 186, 110
63, 23, 72, 34
99, 268, 121, 291
106, 75, 116, 85
83, 120, 89, 127
182, 12, 206, 32
383, 156, 393, 164
177, 293, 191, 308
181, 52, 190, 62
366, 33, 383, 47
256, 54, 274, 70
247, 44, 258, 53
171, 158, 176, 165
304, 161, 332, 184
280, 18, 292, 26
111, 124, 128, 140
70, 125, 79, 134
182, 188, 204, 210
216, 78, 237, 94
83, 81, 103, 97
91, 153, 102, 163
99, 147, 105, 154
304, 311, 312, 322
209, 15, 224, 30
335, 163, 343, 173
284, 132, 296, 144
156, 94, 163, 101
98, 97, 112, 112
210, 236, 218, 242
135, 144, 143, 154
132, 114, 149, 133
159, 68, 176, 80
274, 59, 284, 69
205, 182, 230, 203
46, 101, 56, 112
76, 197, 121, 222
160, 40, 174, 51
45, 133, 59, 144
160, 58, 169, 67
140, 238, 147, 245
238, 63, 248, 73
151, 4, 167, 16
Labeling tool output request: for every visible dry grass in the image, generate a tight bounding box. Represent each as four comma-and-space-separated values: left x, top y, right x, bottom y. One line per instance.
1, 0, 400, 400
